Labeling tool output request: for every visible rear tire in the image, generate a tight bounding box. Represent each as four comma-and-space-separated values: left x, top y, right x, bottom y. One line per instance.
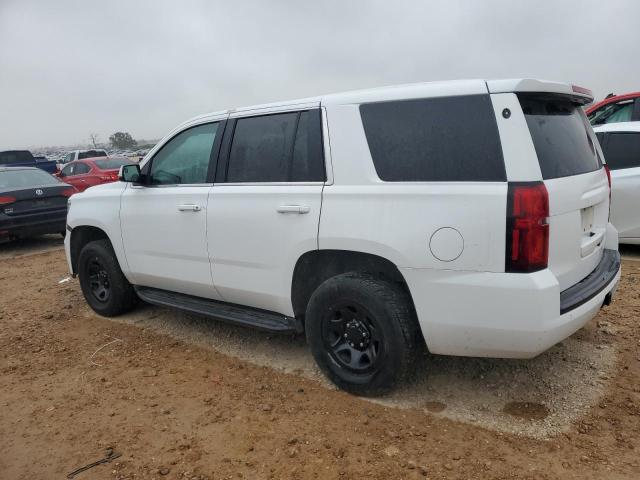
78, 239, 137, 317
305, 273, 422, 396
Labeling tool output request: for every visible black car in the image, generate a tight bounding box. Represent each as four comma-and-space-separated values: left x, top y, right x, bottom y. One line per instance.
0, 167, 76, 240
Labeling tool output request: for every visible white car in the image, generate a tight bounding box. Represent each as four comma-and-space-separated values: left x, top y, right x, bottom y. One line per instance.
64, 79, 621, 395
59, 149, 109, 165
594, 122, 640, 244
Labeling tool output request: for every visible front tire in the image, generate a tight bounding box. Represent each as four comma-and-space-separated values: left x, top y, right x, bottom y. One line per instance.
78, 239, 137, 317
305, 273, 422, 396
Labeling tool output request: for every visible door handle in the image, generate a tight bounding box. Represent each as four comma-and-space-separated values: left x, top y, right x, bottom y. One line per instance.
177, 204, 202, 212
277, 205, 310, 214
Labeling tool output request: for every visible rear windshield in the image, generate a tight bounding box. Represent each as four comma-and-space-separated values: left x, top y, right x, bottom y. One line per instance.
0, 169, 61, 188
360, 95, 506, 182
78, 150, 107, 160
0, 151, 34, 164
94, 158, 133, 169
519, 94, 601, 179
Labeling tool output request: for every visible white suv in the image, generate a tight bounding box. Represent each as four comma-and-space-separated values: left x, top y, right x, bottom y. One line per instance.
594, 121, 640, 244
65, 79, 621, 395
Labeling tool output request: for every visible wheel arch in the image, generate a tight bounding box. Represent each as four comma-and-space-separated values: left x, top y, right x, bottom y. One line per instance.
291, 249, 416, 320
69, 225, 112, 275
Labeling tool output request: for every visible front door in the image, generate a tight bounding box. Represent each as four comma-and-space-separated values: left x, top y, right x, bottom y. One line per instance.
208, 107, 326, 315
120, 120, 225, 299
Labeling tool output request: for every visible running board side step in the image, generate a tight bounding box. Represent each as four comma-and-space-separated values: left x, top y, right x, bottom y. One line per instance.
134, 286, 302, 334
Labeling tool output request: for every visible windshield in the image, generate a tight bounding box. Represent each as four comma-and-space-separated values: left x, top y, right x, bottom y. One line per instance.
94, 158, 133, 169
519, 94, 601, 179
0, 169, 61, 188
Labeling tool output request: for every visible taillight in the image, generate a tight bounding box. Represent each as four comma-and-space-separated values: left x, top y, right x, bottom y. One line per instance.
506, 182, 549, 273
61, 187, 76, 197
0, 195, 16, 206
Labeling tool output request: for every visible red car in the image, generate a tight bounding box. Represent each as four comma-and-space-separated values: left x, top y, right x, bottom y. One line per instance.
57, 157, 134, 192
586, 91, 640, 125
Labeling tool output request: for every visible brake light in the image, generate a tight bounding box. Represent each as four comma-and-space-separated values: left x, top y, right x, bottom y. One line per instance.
0, 195, 16, 206
61, 187, 76, 197
506, 182, 549, 273
572, 85, 593, 97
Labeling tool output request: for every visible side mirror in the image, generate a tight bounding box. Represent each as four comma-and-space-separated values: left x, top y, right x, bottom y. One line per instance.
119, 164, 141, 183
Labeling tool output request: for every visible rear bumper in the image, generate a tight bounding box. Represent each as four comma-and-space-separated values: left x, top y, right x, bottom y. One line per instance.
0, 209, 67, 238
402, 250, 621, 359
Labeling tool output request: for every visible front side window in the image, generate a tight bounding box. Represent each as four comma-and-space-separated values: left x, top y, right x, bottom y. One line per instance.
226, 110, 325, 183
74, 162, 90, 174
600, 132, 640, 170
149, 122, 218, 185
60, 164, 75, 177
360, 95, 506, 182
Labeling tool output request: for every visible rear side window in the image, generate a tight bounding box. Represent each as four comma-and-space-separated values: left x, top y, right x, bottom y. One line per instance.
600, 132, 640, 170
226, 110, 325, 183
94, 159, 133, 169
519, 94, 601, 180
359, 95, 505, 182
78, 150, 107, 159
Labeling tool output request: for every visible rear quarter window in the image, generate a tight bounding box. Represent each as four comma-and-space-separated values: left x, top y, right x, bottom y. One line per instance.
359, 95, 506, 182
519, 94, 601, 179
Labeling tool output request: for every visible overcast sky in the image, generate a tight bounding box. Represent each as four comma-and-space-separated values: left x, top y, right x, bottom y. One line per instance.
1, 0, 638, 148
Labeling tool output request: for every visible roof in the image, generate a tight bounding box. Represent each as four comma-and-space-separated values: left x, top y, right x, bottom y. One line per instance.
593, 121, 640, 133
179, 78, 590, 126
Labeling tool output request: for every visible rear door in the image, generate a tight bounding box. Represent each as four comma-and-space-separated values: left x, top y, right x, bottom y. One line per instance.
207, 107, 325, 315
518, 93, 608, 290
599, 131, 640, 239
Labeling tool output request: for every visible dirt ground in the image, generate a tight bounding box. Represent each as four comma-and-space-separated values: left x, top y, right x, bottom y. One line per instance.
1, 238, 639, 479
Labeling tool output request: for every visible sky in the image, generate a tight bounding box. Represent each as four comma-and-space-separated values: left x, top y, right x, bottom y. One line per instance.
1, 0, 639, 148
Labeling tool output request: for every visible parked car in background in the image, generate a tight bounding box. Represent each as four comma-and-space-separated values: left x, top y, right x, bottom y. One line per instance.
0, 166, 76, 240
587, 92, 640, 126
594, 122, 640, 244
57, 157, 134, 192
59, 149, 109, 165
65, 79, 620, 395
0, 150, 58, 174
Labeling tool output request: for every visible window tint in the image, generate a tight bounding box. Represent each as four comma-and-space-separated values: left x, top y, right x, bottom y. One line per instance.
519, 94, 601, 180
291, 110, 325, 182
225, 110, 325, 183
227, 113, 297, 182
600, 133, 640, 170
0, 150, 34, 164
149, 123, 218, 185
78, 150, 107, 160
360, 95, 506, 182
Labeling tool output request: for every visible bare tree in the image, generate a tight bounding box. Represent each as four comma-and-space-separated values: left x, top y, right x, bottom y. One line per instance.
89, 133, 100, 148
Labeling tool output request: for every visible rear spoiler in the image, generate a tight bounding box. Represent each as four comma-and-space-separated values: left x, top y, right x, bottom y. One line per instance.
486, 79, 594, 105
